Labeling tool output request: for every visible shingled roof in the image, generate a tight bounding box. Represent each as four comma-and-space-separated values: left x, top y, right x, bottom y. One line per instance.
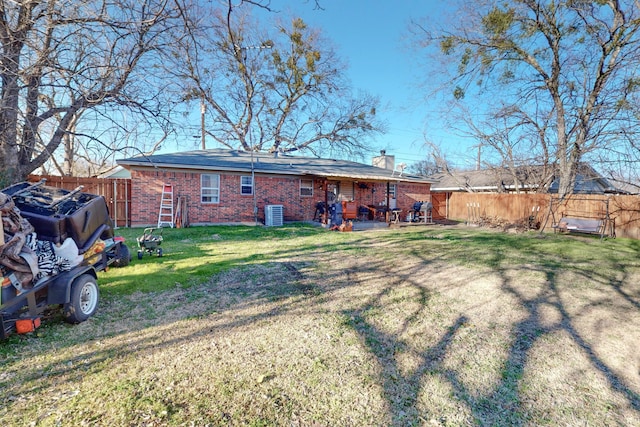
430, 164, 623, 194
117, 149, 435, 184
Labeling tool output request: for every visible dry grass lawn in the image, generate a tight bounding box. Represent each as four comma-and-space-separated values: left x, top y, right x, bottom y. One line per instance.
0, 225, 638, 426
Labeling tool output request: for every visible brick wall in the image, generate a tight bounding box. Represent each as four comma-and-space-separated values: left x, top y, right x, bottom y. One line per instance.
129, 168, 432, 226
396, 183, 432, 211
130, 169, 319, 226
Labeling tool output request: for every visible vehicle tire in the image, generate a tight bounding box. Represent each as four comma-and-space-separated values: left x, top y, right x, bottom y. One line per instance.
157, 248, 163, 257
63, 274, 100, 324
138, 250, 143, 260
112, 243, 131, 267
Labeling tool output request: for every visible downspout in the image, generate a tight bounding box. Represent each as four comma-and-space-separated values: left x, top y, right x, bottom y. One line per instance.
251, 149, 257, 225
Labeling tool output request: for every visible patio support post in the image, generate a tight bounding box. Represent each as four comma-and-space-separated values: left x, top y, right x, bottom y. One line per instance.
323, 179, 328, 224
386, 181, 391, 222
386, 181, 390, 207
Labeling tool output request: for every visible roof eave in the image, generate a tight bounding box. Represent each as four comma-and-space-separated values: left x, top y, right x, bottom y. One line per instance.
117, 159, 300, 175
118, 160, 435, 183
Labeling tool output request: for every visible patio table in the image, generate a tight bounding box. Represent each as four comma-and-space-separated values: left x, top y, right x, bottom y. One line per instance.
390, 209, 402, 224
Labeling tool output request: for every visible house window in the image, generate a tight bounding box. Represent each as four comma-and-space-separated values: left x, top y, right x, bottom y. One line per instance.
201, 174, 220, 203
338, 181, 354, 201
300, 179, 313, 197
241, 176, 253, 195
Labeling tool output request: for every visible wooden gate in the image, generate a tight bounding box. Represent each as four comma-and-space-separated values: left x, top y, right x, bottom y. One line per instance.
431, 192, 448, 220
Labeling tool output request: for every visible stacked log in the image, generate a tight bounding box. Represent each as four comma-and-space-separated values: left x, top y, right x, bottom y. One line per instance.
0, 193, 36, 288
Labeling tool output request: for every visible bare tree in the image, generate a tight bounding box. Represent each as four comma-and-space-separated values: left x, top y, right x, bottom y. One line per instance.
413, 0, 640, 198
408, 159, 440, 177
409, 140, 450, 176
0, 0, 184, 185
171, 1, 382, 158
458, 104, 555, 192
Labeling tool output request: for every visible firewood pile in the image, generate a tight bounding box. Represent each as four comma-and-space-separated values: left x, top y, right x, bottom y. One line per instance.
0, 191, 74, 291
476, 214, 539, 233
0, 192, 37, 288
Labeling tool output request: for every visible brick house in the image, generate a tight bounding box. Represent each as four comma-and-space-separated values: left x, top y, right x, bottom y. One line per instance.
117, 149, 435, 227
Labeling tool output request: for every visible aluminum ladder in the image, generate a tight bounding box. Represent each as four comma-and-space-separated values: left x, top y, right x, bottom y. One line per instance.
157, 184, 174, 228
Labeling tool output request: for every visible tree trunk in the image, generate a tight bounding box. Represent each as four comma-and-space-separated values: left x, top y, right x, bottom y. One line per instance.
1, 60, 25, 185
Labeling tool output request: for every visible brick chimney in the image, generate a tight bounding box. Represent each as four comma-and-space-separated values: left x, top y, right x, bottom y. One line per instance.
372, 150, 395, 170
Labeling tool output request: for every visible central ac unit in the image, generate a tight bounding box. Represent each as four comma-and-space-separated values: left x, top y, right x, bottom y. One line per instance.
265, 205, 283, 226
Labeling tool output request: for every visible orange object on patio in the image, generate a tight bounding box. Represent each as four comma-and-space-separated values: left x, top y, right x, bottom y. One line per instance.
342, 201, 357, 220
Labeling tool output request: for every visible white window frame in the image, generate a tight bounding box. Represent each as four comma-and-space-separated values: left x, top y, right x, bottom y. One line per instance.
387, 184, 397, 199
241, 175, 253, 195
201, 174, 220, 204
300, 178, 313, 197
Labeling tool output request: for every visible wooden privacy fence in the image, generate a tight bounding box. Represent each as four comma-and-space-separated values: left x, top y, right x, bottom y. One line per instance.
26, 175, 131, 228
16, 176, 640, 239
435, 192, 640, 239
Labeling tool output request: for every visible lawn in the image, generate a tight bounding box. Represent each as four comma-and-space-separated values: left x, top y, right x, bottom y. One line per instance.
0, 223, 638, 426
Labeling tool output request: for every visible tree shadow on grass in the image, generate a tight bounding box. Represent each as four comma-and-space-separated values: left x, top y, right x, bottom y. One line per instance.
2, 228, 639, 425
339, 244, 640, 426
345, 305, 469, 425
468, 250, 640, 422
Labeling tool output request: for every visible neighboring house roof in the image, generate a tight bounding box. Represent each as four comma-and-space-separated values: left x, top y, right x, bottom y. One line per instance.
430, 166, 552, 192
117, 149, 436, 184
430, 164, 623, 194
96, 165, 131, 179
596, 178, 640, 195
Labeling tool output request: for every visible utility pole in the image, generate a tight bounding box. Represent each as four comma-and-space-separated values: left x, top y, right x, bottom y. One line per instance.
200, 94, 206, 150
234, 42, 273, 224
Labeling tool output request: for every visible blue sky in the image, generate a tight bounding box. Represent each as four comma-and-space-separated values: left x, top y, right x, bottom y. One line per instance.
268, 0, 463, 167
168, 1, 475, 168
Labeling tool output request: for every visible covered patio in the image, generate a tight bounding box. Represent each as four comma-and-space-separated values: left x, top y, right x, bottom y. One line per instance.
311, 176, 435, 229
